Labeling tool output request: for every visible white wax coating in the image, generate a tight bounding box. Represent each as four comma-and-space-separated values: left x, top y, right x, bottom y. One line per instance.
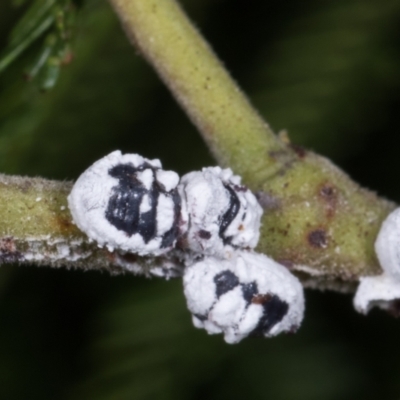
68, 150, 181, 256
183, 251, 304, 343
179, 166, 263, 258
354, 207, 400, 314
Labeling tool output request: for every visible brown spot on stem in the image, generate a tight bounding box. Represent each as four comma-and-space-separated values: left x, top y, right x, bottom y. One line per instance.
319, 183, 338, 218
58, 217, 73, 230
255, 191, 280, 210
308, 229, 328, 248
107, 250, 138, 265
0, 237, 23, 264
0, 237, 16, 252
387, 300, 400, 318
20, 180, 32, 193
276, 258, 295, 269
118, 253, 139, 263
320, 185, 335, 198
289, 143, 307, 158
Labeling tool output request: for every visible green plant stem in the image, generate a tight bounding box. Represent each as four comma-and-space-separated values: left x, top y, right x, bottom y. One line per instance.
109, 0, 294, 183
0, 174, 167, 275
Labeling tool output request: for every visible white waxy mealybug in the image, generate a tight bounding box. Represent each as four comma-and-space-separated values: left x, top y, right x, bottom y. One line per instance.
183, 251, 304, 344
374, 207, 400, 278
179, 167, 263, 258
68, 151, 183, 256
354, 207, 400, 314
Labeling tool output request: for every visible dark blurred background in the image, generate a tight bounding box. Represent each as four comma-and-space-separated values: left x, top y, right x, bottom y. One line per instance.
0, 0, 399, 399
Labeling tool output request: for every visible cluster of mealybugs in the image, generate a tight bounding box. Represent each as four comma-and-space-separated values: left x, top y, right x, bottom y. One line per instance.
68, 151, 305, 343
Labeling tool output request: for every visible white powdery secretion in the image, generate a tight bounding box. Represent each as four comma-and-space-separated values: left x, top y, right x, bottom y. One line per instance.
354, 207, 400, 314
179, 167, 263, 258
183, 251, 304, 344
68, 150, 182, 256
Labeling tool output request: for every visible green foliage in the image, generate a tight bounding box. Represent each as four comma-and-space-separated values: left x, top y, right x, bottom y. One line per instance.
0, 0, 399, 399
0, 0, 79, 90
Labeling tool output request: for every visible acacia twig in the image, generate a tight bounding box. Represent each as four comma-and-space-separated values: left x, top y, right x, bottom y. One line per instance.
0, 174, 171, 275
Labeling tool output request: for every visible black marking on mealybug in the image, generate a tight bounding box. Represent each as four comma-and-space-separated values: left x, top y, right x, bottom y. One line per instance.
198, 230, 212, 239
160, 189, 182, 248
308, 229, 327, 248
219, 184, 240, 244
251, 295, 289, 336
233, 184, 247, 192
194, 313, 207, 322
106, 163, 181, 247
241, 282, 258, 304
214, 270, 240, 298
106, 163, 158, 242
138, 185, 159, 242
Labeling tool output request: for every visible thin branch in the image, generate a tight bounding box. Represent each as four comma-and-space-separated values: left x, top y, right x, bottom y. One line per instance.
0, 174, 170, 275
